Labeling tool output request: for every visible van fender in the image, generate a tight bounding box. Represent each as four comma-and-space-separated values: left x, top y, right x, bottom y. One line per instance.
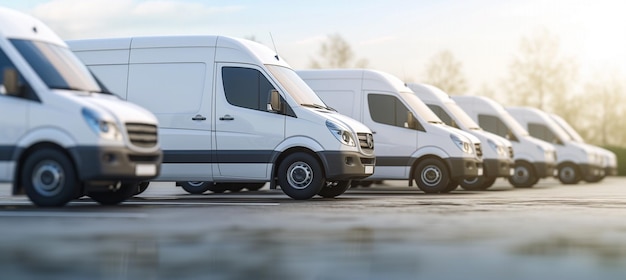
17, 127, 77, 151
408, 146, 451, 186
273, 136, 325, 153
12, 127, 78, 194
268, 136, 325, 190
511, 152, 535, 164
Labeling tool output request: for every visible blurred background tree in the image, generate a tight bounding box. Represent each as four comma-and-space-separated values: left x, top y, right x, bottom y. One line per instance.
422, 50, 468, 94
309, 34, 368, 68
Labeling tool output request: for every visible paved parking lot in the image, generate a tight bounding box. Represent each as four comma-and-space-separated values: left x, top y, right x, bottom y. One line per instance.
1, 178, 626, 279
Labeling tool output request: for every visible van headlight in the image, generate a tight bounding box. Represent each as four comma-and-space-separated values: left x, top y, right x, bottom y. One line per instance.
326, 120, 356, 147
82, 108, 122, 140
487, 139, 507, 156
450, 134, 473, 154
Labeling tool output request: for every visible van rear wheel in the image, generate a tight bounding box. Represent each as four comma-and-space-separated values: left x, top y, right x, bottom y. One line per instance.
134, 181, 150, 195
21, 148, 79, 207
318, 180, 351, 198
508, 162, 536, 188
414, 158, 452, 193
278, 153, 324, 200
460, 176, 496, 191
88, 182, 136, 205
179, 181, 211, 194
245, 183, 265, 191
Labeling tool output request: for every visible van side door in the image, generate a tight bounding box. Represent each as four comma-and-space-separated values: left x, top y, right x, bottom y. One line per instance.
214, 64, 286, 180
0, 48, 29, 181
364, 92, 419, 178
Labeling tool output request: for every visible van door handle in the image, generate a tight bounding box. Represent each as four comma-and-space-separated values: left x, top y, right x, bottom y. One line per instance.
192, 114, 206, 121
219, 114, 234, 121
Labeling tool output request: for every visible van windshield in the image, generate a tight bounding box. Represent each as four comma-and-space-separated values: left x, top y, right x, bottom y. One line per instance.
400, 91, 443, 124
501, 110, 529, 136
10, 39, 105, 94
551, 114, 585, 143
447, 102, 482, 130
265, 65, 329, 109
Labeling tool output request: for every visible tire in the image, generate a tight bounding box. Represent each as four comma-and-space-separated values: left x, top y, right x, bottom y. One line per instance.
440, 180, 459, 193
21, 148, 79, 207
508, 162, 537, 188
558, 163, 581, 185
460, 176, 496, 191
584, 174, 605, 183
277, 153, 324, 200
215, 183, 243, 193
413, 158, 452, 193
134, 181, 150, 195
245, 183, 265, 191
360, 181, 373, 188
88, 182, 137, 205
179, 181, 211, 194
318, 180, 351, 198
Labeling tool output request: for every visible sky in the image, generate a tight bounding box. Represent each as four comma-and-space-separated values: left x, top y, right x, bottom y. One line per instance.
3, 0, 625, 93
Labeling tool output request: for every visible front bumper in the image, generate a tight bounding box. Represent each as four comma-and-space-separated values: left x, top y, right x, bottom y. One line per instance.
69, 146, 162, 182
606, 166, 618, 176
445, 157, 483, 179
483, 158, 514, 178
533, 161, 557, 178
317, 151, 375, 180
578, 163, 605, 178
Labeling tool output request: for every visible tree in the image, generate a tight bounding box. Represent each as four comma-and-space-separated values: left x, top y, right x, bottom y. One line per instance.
503, 29, 578, 112
309, 34, 368, 68
575, 71, 626, 146
423, 50, 468, 94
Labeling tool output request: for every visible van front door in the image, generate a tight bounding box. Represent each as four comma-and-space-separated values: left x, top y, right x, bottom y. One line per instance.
214, 64, 286, 180
0, 50, 28, 181
364, 93, 419, 179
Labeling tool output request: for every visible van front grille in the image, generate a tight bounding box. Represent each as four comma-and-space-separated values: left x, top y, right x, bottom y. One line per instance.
357, 133, 374, 153
474, 143, 483, 158
126, 123, 158, 148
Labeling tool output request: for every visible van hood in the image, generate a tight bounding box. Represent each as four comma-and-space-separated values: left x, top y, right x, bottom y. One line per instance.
308, 108, 372, 134
472, 130, 513, 148
56, 90, 158, 125
524, 135, 555, 152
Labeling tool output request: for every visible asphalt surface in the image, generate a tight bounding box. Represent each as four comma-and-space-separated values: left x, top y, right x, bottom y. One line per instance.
1, 177, 626, 280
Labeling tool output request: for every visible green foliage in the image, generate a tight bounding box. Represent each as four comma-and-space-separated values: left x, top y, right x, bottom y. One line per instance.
603, 146, 626, 176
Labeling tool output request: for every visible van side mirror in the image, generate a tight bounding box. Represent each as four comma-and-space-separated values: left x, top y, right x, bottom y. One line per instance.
405, 111, 416, 129
268, 89, 282, 113
3, 68, 21, 96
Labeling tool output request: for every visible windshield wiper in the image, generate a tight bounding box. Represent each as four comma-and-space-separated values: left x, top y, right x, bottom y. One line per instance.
301, 103, 334, 111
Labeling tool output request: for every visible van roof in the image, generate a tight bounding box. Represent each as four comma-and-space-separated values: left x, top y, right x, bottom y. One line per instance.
297, 69, 411, 93
453, 95, 507, 112
68, 35, 290, 67
408, 83, 453, 103
0, 7, 65, 46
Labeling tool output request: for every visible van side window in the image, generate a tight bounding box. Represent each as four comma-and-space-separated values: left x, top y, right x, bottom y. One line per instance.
0, 49, 16, 95
528, 123, 561, 145
222, 67, 275, 111
368, 94, 417, 129
427, 104, 458, 128
0, 49, 33, 100
478, 114, 517, 141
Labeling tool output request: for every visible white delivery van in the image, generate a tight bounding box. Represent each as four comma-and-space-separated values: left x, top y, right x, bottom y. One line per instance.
0, 7, 162, 207
68, 36, 375, 200
409, 83, 514, 190
549, 113, 617, 181
297, 69, 483, 193
453, 96, 557, 188
507, 107, 604, 184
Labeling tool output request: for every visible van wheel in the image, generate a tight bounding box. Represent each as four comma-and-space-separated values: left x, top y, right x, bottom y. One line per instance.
460, 176, 496, 191
584, 174, 604, 183
134, 181, 150, 195
21, 148, 79, 207
88, 182, 136, 205
558, 163, 581, 184
215, 183, 243, 193
508, 162, 536, 188
414, 158, 451, 193
245, 183, 265, 191
179, 181, 211, 194
318, 180, 351, 198
278, 153, 324, 200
